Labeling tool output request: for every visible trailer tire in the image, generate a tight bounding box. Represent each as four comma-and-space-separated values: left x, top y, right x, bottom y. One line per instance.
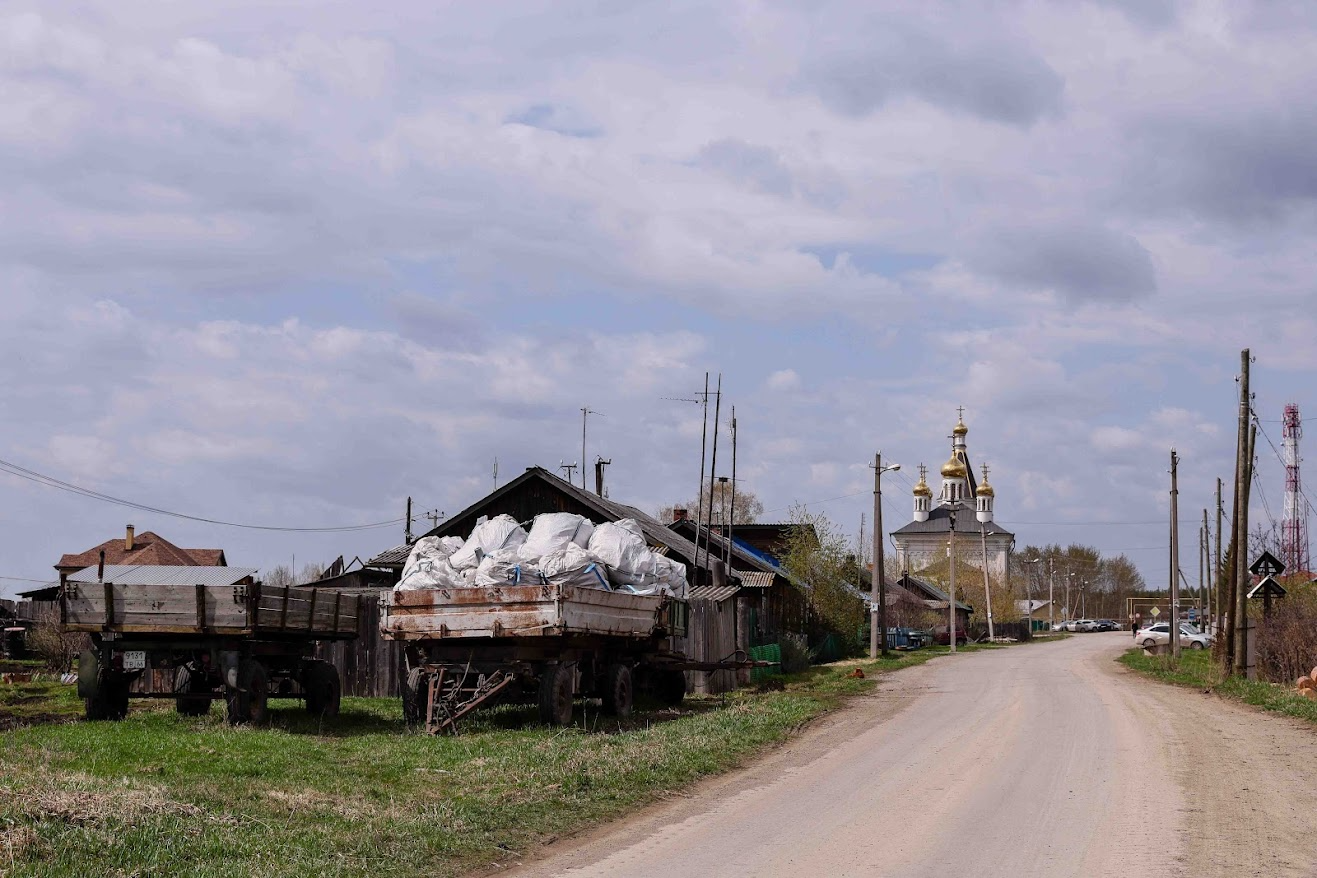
538, 663, 574, 726
174, 665, 211, 717
226, 660, 269, 726
601, 663, 633, 717
304, 661, 341, 719
402, 666, 427, 728
655, 669, 686, 707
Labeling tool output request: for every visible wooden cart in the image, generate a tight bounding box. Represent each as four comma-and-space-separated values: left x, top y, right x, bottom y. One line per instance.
61, 565, 363, 725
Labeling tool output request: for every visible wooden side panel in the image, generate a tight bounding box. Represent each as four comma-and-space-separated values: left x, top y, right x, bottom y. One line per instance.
62, 583, 249, 632
253, 587, 361, 637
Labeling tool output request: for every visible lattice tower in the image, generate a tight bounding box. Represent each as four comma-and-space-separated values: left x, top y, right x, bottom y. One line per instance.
1281, 403, 1311, 575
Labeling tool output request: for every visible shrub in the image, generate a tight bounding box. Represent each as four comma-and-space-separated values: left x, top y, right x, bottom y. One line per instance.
1256, 583, 1317, 683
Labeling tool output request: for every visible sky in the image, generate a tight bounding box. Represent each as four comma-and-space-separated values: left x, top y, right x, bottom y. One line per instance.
2, 0, 1315, 597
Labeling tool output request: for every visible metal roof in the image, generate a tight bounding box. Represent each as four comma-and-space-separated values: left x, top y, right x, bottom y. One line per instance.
738, 571, 775, 589
66, 565, 258, 587
900, 574, 973, 612
688, 584, 740, 602
891, 505, 1013, 536
367, 544, 412, 567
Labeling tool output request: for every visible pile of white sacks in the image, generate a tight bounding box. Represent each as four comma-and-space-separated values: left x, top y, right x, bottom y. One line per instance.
394, 512, 687, 598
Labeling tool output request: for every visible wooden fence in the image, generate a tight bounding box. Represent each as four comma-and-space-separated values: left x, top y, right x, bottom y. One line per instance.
315, 597, 404, 698
684, 596, 739, 694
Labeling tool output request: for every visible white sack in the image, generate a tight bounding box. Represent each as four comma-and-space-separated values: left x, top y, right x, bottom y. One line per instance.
587, 519, 650, 574
538, 544, 610, 590
521, 513, 596, 560
450, 514, 528, 571
473, 547, 543, 586
395, 536, 467, 591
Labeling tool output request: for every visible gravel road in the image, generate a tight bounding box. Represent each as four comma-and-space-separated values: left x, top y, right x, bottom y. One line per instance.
500, 633, 1317, 878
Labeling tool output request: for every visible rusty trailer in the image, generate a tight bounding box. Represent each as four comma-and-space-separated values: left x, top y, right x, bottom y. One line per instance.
381, 584, 763, 733
61, 565, 363, 725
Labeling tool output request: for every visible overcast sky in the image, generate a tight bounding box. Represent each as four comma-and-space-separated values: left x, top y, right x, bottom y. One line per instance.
2, 0, 1315, 597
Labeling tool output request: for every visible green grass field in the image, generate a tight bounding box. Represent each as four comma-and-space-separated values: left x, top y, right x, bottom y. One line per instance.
1119, 647, 1317, 724
0, 648, 961, 878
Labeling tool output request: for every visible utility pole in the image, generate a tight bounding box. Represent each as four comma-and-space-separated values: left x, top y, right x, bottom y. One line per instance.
405, 496, 413, 545
1170, 448, 1181, 658
1202, 509, 1210, 626
727, 407, 737, 568
697, 373, 710, 577
1048, 557, 1055, 630
1229, 350, 1251, 675
581, 407, 601, 490
1235, 421, 1257, 676
948, 504, 959, 654
869, 453, 897, 658
980, 523, 995, 641
703, 374, 723, 576
1215, 477, 1223, 634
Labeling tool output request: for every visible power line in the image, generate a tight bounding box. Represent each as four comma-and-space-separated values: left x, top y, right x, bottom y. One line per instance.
0, 456, 404, 533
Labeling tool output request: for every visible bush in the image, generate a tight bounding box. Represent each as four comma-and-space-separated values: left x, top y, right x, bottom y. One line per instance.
780, 633, 811, 674
1256, 584, 1317, 683
25, 620, 87, 672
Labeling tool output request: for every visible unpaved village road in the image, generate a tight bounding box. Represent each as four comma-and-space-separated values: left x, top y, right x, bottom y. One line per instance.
501, 633, 1317, 878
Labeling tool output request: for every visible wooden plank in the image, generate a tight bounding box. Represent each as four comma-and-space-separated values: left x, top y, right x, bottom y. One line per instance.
195, 583, 206, 631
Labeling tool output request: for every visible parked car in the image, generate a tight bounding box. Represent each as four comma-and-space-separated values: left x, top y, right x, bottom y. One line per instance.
1064, 619, 1097, 632
1092, 619, 1120, 632
1135, 622, 1212, 650
931, 625, 969, 646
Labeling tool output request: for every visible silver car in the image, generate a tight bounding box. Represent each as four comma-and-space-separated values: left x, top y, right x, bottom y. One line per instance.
1136, 622, 1212, 650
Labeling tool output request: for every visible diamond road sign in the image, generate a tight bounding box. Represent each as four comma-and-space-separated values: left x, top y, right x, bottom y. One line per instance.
1149, 607, 1161, 617
1249, 550, 1285, 578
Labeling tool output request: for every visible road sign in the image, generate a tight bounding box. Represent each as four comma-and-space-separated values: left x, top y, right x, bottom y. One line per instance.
1149, 606, 1161, 617
1247, 575, 1287, 599
1249, 550, 1285, 578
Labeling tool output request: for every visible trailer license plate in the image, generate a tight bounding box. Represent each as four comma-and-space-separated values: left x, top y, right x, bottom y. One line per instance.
122, 650, 146, 670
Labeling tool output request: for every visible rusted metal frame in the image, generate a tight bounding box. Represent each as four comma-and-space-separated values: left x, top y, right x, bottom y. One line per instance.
424, 667, 444, 735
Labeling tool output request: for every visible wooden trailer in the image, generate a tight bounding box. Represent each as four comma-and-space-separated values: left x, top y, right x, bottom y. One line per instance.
61, 564, 364, 725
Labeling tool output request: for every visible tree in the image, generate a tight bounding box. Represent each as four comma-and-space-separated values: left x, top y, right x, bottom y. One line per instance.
658, 483, 763, 526
778, 505, 866, 653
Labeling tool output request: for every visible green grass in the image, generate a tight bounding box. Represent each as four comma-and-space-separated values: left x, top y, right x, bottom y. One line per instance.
1119, 647, 1317, 724
0, 678, 83, 728
0, 649, 960, 878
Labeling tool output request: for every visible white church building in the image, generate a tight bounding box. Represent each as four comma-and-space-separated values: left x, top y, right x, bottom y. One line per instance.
891, 413, 1014, 579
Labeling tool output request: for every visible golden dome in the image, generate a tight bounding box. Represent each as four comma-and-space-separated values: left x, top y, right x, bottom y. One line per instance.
976, 480, 994, 497
940, 454, 967, 479
952, 418, 968, 437
913, 477, 933, 497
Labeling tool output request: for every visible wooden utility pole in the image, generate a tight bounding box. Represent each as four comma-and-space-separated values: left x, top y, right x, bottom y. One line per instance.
1202, 509, 1210, 625
871, 454, 885, 658
1214, 477, 1223, 634
948, 505, 959, 654
980, 524, 995, 641
1234, 421, 1256, 676
1225, 350, 1249, 673
1170, 449, 1181, 658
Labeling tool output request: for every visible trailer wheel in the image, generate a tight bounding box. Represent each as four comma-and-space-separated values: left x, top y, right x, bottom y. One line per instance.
601, 663, 633, 717
538, 663, 574, 726
402, 666, 427, 728
655, 669, 686, 707
174, 665, 211, 717
226, 660, 269, 726
303, 661, 341, 719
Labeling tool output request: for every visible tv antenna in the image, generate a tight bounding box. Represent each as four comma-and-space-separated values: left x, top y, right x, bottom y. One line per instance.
558, 460, 579, 483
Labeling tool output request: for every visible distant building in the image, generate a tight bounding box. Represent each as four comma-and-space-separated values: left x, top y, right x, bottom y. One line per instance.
891, 413, 1014, 580
53, 525, 226, 585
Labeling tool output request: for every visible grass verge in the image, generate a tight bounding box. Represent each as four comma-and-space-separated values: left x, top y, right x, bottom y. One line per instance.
1118, 647, 1317, 724
0, 648, 966, 878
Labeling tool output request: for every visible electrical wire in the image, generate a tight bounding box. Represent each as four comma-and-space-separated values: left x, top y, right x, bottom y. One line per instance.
0, 456, 405, 533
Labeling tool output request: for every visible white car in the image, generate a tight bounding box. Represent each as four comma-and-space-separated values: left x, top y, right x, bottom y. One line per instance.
1136, 622, 1212, 650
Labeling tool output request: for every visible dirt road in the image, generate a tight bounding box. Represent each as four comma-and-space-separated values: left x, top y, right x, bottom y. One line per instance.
502, 634, 1317, 878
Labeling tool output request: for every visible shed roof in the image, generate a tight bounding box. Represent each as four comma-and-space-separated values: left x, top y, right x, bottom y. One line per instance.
688, 584, 741, 602
65, 565, 257, 587
898, 573, 973, 613
737, 571, 775, 588
56, 531, 226, 572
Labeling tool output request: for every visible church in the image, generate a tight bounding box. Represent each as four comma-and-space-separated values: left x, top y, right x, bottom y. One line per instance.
891, 412, 1014, 579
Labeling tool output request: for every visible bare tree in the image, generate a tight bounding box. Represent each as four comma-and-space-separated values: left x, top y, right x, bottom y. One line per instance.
658, 484, 764, 526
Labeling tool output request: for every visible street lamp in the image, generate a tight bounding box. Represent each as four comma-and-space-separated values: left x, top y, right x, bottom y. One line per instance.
870, 455, 901, 659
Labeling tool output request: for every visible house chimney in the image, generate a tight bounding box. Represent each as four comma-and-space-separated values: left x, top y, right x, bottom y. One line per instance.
673, 507, 688, 522
125, 524, 135, 551
594, 457, 611, 498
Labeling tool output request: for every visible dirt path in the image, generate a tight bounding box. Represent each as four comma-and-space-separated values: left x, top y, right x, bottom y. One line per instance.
498, 634, 1317, 878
